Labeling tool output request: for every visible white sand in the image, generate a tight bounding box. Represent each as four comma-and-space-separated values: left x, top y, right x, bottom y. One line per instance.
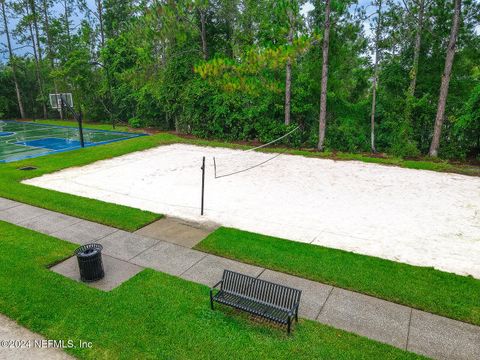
23, 144, 480, 278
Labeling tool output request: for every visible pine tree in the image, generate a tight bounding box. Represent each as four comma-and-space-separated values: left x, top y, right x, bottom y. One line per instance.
317, 0, 331, 151
429, 0, 462, 157
1, 0, 25, 118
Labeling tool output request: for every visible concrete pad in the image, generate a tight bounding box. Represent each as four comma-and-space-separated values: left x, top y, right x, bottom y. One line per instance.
258, 269, 333, 320
135, 217, 214, 248
0, 313, 74, 360
97, 231, 159, 261
317, 288, 410, 348
50, 254, 144, 291
129, 241, 207, 276
0, 204, 50, 225
181, 254, 263, 286
0, 198, 21, 211
407, 309, 480, 360
51, 220, 118, 245
19, 213, 82, 235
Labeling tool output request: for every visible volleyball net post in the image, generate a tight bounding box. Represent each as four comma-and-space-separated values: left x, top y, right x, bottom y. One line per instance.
200, 126, 299, 214
201, 156, 206, 215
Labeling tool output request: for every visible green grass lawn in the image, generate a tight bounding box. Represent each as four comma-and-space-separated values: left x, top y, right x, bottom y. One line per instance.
1, 119, 479, 331
195, 227, 480, 327
0, 221, 423, 359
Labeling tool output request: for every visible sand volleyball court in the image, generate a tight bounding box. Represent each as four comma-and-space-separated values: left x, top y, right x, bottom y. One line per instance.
24, 144, 480, 278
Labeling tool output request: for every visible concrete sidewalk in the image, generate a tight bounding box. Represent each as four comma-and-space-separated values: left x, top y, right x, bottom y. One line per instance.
0, 197, 479, 360
0, 314, 74, 360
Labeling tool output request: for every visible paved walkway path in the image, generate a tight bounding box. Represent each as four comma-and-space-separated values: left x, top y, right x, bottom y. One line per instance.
1, 197, 479, 360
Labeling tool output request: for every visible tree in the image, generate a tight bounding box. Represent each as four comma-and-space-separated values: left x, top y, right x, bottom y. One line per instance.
97, 0, 104, 47
0, 0, 477, 160
1, 0, 25, 118
103, 0, 134, 38
28, 0, 47, 118
317, 0, 331, 151
396, 0, 425, 157
370, 0, 383, 153
195, 0, 209, 60
40, 0, 64, 118
13, 0, 48, 118
456, 83, 480, 158
408, 0, 425, 98
429, 0, 462, 157
26, 0, 43, 61
62, 0, 72, 42
284, 0, 301, 125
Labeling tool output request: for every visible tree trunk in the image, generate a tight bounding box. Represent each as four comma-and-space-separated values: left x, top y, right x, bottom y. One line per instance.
408, 0, 424, 97
97, 0, 105, 47
370, 0, 383, 153
199, 9, 208, 60
317, 0, 331, 151
42, 0, 63, 119
429, 0, 461, 157
1, 0, 25, 118
284, 8, 294, 126
27, 1, 47, 119
64, 0, 70, 41
225, 18, 233, 58
42, 0, 54, 66
30, 0, 43, 61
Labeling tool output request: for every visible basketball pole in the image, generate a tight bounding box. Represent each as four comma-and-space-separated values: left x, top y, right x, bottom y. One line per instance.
201, 156, 205, 216
78, 111, 85, 148
60, 96, 84, 148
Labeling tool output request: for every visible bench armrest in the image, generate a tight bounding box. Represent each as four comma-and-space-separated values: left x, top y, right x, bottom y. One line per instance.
210, 280, 223, 298
210, 280, 223, 292
292, 301, 300, 316
211, 280, 223, 291
210, 280, 223, 310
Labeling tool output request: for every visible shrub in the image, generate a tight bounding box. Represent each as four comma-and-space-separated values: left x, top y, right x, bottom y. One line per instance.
128, 117, 144, 128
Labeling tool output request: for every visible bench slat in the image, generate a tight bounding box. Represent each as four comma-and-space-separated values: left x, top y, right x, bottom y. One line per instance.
214, 291, 290, 324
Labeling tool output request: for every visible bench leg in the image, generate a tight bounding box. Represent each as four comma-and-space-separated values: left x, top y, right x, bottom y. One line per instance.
287, 317, 291, 334
295, 311, 298, 322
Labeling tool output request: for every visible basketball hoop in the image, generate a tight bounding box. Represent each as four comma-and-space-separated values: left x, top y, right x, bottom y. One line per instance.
48, 93, 84, 148
49, 93, 73, 110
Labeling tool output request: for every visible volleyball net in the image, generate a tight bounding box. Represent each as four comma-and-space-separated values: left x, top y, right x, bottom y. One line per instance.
212, 126, 299, 179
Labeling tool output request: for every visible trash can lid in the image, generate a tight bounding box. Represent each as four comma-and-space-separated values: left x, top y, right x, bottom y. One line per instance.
74, 243, 103, 258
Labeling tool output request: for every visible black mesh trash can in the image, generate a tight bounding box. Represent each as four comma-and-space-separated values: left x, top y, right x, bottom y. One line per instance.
74, 244, 105, 282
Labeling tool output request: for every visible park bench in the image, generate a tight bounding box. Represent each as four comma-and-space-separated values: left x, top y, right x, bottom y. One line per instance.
210, 270, 302, 333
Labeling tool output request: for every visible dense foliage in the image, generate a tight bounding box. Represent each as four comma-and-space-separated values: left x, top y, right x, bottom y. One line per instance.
0, 0, 479, 159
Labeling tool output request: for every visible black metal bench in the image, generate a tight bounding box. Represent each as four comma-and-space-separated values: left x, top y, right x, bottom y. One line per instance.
210, 270, 302, 333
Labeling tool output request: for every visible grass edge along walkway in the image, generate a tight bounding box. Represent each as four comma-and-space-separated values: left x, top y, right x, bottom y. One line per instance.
195, 227, 480, 327
0, 221, 423, 359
